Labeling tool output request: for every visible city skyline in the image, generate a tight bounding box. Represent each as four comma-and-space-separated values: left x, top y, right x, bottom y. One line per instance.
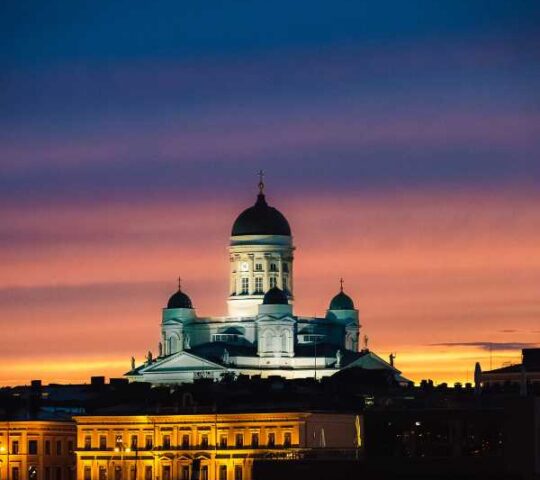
1, 0, 539, 386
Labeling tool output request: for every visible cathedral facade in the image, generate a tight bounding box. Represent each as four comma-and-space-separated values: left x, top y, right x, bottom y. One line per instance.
126, 180, 407, 385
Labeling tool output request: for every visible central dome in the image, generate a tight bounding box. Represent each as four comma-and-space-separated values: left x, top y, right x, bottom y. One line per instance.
231, 193, 291, 236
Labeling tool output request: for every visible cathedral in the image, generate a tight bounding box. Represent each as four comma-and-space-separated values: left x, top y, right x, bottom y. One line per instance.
126, 177, 408, 385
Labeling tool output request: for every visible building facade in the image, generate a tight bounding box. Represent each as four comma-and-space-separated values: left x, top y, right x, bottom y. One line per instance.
126, 180, 407, 385
74, 412, 360, 480
0, 421, 76, 480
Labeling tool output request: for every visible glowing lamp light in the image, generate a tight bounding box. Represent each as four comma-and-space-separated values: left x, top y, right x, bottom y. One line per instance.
0, 446, 6, 453
114, 447, 120, 452
125, 448, 131, 453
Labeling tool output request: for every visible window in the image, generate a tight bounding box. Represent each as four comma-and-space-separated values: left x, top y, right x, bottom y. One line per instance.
114, 467, 121, 480
45, 441, 51, 455
200, 435, 208, 448
255, 263, 263, 271
12, 467, 20, 480
219, 435, 227, 448
254, 277, 263, 293
282, 263, 289, 273
84, 436, 91, 449
284, 432, 292, 447
235, 434, 243, 447
28, 440, 38, 455
200, 466, 208, 480
241, 278, 249, 294
267, 433, 275, 447
145, 436, 152, 449
234, 466, 243, 480
144, 467, 152, 480
162, 435, 170, 449
181, 435, 189, 448
55, 467, 61, 480
269, 277, 277, 289
99, 436, 107, 450
251, 433, 259, 448
56, 440, 62, 455
181, 466, 189, 480
67, 441, 74, 453
28, 466, 38, 480
130, 435, 138, 450
218, 466, 227, 480
161, 466, 170, 480
45, 468, 51, 480
129, 469, 135, 480
270, 263, 277, 272
83, 467, 91, 480
282, 277, 288, 291
12, 441, 19, 454
98, 467, 106, 480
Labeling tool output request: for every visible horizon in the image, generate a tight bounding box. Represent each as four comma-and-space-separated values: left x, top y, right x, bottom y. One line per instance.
1, 0, 539, 386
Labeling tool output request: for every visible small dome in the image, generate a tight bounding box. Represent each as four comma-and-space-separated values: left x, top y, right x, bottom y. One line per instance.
167, 281, 193, 309
329, 291, 355, 310
263, 286, 288, 305
232, 193, 291, 236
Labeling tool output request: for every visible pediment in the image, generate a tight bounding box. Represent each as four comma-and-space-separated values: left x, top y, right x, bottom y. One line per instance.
344, 352, 400, 373
141, 351, 225, 373
256, 314, 295, 323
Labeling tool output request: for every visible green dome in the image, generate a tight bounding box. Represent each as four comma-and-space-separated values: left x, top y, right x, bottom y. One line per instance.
263, 286, 288, 305
329, 291, 355, 310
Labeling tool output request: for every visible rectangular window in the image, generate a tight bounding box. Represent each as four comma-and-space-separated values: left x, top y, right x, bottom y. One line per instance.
45, 440, 51, 455
99, 436, 107, 450
255, 263, 263, 271
235, 434, 243, 448
161, 466, 170, 480
200, 435, 208, 448
130, 435, 138, 450
145, 436, 153, 449
28, 466, 38, 480
12, 441, 19, 454
114, 468, 121, 480
282, 263, 289, 273
67, 441, 74, 453
181, 435, 189, 448
45, 468, 51, 480
98, 467, 106, 480
251, 433, 259, 448
181, 466, 189, 480
254, 277, 263, 293
84, 436, 91, 449
234, 466, 243, 480
219, 466, 227, 480
83, 467, 91, 480
144, 466, 152, 480
28, 440, 38, 455
55, 467, 62, 480
284, 432, 292, 447
129, 468, 135, 480
219, 435, 227, 448
269, 277, 277, 289
267, 433, 275, 447
162, 435, 170, 449
56, 440, 62, 455
270, 263, 277, 272
200, 466, 208, 480
241, 278, 249, 294
12, 467, 20, 480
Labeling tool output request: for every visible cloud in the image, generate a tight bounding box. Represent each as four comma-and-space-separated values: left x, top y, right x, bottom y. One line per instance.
429, 342, 537, 351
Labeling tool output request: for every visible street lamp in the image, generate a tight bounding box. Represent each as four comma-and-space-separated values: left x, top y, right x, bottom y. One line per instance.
114, 437, 131, 480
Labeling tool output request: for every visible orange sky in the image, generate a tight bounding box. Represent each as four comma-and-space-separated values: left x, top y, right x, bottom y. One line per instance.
0, 186, 538, 386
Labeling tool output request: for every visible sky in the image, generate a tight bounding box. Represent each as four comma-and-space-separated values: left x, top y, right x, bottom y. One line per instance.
1, 0, 539, 386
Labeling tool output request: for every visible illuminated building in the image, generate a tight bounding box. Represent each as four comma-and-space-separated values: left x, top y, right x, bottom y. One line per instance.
0, 421, 76, 480
127, 176, 407, 385
74, 412, 361, 480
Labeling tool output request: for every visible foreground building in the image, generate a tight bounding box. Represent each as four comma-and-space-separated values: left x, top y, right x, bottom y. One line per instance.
74, 412, 361, 480
0, 421, 76, 480
127, 178, 406, 385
